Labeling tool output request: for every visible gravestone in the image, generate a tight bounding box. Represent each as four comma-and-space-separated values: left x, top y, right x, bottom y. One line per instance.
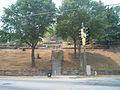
51, 50, 64, 76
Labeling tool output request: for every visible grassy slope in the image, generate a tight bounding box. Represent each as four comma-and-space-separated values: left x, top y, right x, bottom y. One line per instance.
0, 48, 120, 70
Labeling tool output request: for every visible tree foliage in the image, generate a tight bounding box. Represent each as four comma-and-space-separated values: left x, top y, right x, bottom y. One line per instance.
0, 30, 8, 43
56, 0, 108, 54
1, 0, 56, 67
56, 0, 120, 54
104, 7, 120, 41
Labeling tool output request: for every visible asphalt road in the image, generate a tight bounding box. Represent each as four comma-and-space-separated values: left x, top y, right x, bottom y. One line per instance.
0, 77, 120, 90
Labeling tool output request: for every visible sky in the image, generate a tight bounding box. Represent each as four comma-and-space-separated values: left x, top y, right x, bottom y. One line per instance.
0, 0, 120, 16
0, 0, 120, 13
0, 0, 120, 28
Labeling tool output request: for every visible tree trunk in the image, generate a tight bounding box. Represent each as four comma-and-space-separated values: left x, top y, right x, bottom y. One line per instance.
73, 38, 77, 55
31, 46, 35, 67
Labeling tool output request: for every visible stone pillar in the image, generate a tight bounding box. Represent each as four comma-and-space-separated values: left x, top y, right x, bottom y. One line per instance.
86, 65, 91, 76
51, 50, 64, 76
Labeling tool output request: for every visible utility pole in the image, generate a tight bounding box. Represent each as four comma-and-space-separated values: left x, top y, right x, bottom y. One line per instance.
79, 23, 91, 75
78, 24, 83, 74
78, 26, 82, 66
83, 44, 87, 75
81, 23, 87, 75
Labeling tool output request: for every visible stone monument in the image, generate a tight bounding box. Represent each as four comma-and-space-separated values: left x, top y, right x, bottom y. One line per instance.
51, 50, 64, 76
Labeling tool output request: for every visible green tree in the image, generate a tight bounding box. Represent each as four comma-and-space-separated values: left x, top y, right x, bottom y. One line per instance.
56, 0, 108, 54
104, 6, 120, 41
56, 0, 91, 55
0, 30, 8, 43
1, 0, 56, 67
44, 23, 57, 38
87, 1, 108, 42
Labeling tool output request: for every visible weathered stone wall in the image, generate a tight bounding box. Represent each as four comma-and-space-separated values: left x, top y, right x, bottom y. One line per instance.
51, 50, 64, 75
95, 70, 120, 75
0, 69, 120, 76
62, 70, 120, 75
0, 70, 47, 76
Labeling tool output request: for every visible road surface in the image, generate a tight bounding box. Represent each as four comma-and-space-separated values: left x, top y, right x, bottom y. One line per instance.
0, 77, 120, 90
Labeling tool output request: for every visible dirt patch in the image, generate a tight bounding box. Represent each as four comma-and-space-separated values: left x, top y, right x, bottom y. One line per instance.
0, 48, 120, 71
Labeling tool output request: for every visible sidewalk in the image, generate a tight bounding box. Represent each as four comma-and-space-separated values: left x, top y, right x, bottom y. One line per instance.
0, 75, 120, 79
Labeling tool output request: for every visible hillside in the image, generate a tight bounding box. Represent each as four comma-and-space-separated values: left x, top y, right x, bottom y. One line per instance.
0, 48, 120, 71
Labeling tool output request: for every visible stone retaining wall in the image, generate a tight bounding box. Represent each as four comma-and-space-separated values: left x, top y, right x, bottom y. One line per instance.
0, 69, 120, 76
0, 70, 48, 76
62, 70, 120, 75
96, 70, 120, 75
